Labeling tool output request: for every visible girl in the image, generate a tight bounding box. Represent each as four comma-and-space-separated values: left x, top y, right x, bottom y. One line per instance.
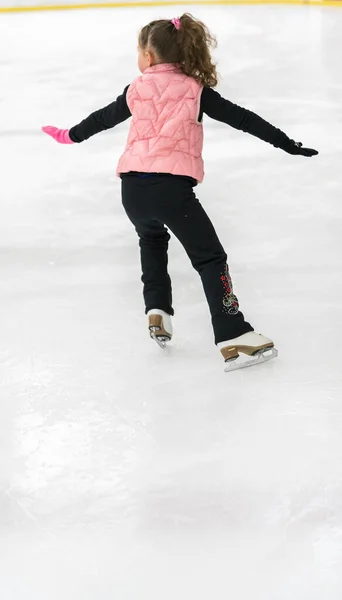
42, 13, 318, 372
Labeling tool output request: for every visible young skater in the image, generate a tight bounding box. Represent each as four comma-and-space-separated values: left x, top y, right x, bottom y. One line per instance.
42, 13, 318, 371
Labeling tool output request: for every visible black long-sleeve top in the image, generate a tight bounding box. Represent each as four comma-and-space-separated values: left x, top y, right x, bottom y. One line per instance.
69, 85, 292, 152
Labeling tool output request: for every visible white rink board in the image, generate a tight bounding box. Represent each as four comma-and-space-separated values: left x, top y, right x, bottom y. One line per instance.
0, 0, 172, 7
0, 0, 329, 11
2, 0, 242, 9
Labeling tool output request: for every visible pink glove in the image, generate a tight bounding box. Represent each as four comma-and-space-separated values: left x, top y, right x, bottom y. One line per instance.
42, 126, 74, 144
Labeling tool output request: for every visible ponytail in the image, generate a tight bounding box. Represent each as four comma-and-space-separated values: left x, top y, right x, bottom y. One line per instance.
139, 13, 218, 88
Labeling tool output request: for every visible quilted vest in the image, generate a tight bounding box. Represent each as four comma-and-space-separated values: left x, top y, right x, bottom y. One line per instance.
117, 64, 204, 183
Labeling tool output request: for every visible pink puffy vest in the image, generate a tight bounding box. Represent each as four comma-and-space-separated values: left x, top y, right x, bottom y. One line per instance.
117, 64, 204, 183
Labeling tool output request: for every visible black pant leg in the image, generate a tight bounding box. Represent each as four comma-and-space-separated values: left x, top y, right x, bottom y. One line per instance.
138, 226, 173, 315
154, 177, 253, 344
121, 176, 174, 315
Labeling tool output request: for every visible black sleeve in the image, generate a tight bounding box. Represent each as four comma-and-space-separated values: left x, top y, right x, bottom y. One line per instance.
200, 87, 291, 150
69, 86, 131, 143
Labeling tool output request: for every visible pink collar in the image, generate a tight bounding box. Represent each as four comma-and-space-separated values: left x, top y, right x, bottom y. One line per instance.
143, 63, 180, 74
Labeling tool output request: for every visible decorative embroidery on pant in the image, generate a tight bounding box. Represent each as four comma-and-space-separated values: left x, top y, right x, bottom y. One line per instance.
221, 265, 239, 315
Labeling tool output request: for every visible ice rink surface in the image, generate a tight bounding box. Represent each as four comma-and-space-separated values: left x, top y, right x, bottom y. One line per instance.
1, 4, 342, 599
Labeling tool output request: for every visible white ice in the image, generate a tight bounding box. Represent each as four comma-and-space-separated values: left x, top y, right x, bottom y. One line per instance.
1, 5, 342, 599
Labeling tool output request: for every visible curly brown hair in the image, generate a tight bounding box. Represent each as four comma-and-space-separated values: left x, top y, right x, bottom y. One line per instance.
139, 13, 218, 88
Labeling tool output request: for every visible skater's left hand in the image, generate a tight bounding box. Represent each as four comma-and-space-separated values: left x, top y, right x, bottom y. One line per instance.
42, 126, 74, 144
283, 139, 318, 157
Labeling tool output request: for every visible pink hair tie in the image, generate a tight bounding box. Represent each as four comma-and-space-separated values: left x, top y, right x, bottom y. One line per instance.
171, 17, 181, 30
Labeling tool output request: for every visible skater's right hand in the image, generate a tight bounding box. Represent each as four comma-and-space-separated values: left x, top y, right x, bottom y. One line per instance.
282, 139, 318, 157
42, 126, 74, 144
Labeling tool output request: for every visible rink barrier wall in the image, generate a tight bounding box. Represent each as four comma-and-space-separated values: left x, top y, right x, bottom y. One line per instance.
1, 0, 342, 12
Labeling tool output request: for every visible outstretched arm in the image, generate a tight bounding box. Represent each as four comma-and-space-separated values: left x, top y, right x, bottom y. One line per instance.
42, 86, 131, 144
200, 87, 318, 157
69, 86, 131, 142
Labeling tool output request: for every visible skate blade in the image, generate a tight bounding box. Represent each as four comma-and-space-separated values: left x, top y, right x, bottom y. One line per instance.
151, 333, 170, 350
224, 347, 278, 372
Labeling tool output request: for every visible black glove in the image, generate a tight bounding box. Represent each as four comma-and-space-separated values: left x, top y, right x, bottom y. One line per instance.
282, 139, 319, 157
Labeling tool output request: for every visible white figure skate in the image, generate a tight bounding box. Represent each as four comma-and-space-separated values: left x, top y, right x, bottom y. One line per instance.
218, 332, 278, 372
148, 309, 173, 350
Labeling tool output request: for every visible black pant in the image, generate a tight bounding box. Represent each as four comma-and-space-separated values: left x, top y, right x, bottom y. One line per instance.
121, 174, 253, 345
